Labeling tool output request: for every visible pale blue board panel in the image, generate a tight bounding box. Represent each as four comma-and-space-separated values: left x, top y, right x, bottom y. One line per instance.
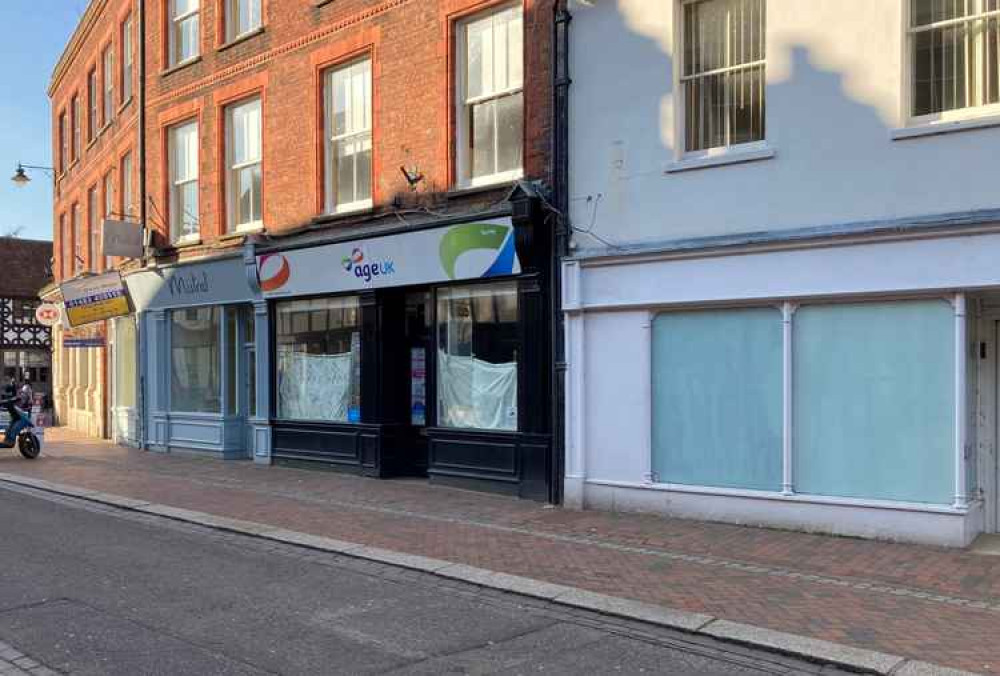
793, 300, 954, 505
652, 308, 783, 491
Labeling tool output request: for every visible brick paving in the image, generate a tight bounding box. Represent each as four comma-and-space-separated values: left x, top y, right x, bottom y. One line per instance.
3, 429, 1000, 673
0, 639, 59, 676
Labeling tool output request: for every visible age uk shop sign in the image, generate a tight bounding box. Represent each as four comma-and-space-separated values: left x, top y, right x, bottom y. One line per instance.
257, 219, 521, 298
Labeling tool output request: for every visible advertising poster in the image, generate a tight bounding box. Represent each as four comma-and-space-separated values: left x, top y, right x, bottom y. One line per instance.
61, 272, 131, 327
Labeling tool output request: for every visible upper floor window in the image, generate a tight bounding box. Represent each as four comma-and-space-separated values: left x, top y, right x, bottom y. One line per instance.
72, 203, 82, 275
456, 4, 524, 187
87, 68, 98, 140
88, 185, 100, 272
169, 122, 200, 242
71, 95, 81, 161
910, 0, 999, 119
103, 172, 115, 267
122, 14, 134, 102
325, 58, 372, 214
226, 97, 262, 231
170, 0, 200, 66
59, 213, 68, 277
681, 0, 766, 153
122, 151, 135, 218
58, 111, 67, 174
11, 300, 39, 325
103, 44, 114, 124
226, 0, 261, 42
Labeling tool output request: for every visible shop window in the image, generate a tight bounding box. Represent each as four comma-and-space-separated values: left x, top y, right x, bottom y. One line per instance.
169, 0, 200, 67
651, 308, 782, 490
794, 300, 955, 504
226, 0, 261, 42
276, 296, 361, 423
169, 121, 199, 242
910, 0, 999, 119
437, 282, 519, 431
170, 306, 221, 414
226, 97, 262, 232
456, 4, 524, 187
225, 309, 238, 416
681, 0, 766, 153
324, 58, 372, 214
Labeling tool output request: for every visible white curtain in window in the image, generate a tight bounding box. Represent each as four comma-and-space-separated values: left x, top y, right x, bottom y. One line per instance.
277, 351, 353, 422
437, 352, 517, 431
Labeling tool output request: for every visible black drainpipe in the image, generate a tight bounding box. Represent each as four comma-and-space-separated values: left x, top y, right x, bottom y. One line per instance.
136, 0, 148, 449
549, 0, 571, 504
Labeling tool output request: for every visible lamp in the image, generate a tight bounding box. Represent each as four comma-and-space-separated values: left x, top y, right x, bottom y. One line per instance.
10, 163, 54, 188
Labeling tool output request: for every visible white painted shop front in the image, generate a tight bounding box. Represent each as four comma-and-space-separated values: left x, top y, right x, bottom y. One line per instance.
563, 226, 1000, 547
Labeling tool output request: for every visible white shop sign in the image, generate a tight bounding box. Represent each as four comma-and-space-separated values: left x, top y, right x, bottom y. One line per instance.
257, 219, 520, 298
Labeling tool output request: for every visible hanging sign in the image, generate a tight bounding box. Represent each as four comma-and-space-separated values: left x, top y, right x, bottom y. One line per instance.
102, 219, 144, 258
34, 303, 62, 327
60, 271, 131, 327
257, 219, 521, 298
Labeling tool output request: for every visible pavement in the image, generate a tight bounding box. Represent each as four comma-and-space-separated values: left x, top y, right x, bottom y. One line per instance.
0, 428, 996, 674
0, 483, 839, 675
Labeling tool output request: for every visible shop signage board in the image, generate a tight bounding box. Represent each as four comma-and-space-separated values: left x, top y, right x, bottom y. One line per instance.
63, 322, 106, 348
60, 272, 131, 327
126, 257, 252, 311
102, 219, 144, 258
257, 219, 521, 298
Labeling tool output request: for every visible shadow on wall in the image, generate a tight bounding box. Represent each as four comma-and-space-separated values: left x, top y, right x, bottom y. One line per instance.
570, 1, 967, 249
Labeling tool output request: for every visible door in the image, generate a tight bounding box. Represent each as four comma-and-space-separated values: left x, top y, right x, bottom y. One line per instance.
978, 319, 999, 532
403, 291, 432, 475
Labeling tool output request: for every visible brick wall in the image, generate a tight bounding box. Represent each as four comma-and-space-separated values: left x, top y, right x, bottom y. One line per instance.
145, 0, 554, 256
50, 0, 140, 284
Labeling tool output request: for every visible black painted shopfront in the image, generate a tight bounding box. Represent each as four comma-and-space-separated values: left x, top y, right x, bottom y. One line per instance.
260, 202, 553, 501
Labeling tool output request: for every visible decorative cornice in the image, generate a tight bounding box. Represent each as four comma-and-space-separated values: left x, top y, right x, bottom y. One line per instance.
49, 0, 107, 98
151, 0, 409, 107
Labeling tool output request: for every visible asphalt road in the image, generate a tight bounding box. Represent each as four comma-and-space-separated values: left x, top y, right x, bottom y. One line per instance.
0, 485, 839, 676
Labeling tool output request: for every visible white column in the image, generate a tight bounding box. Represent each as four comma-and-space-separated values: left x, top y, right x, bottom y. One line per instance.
782, 302, 796, 496
251, 299, 271, 464
563, 311, 586, 508
954, 293, 969, 509
640, 312, 655, 484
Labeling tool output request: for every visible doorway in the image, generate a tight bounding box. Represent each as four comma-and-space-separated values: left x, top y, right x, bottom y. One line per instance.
977, 317, 1000, 533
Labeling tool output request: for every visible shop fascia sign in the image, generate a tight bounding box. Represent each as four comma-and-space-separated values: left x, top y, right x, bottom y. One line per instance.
257, 219, 521, 298
60, 271, 132, 328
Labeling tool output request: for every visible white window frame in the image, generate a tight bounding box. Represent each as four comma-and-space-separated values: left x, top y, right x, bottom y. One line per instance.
325, 57, 373, 215
169, 0, 200, 67
122, 151, 135, 219
103, 172, 114, 268
71, 95, 81, 161
88, 68, 98, 140
88, 185, 100, 273
72, 203, 82, 276
455, 3, 525, 189
226, 0, 262, 43
904, 0, 1000, 127
675, 0, 768, 161
169, 121, 200, 244
103, 45, 114, 125
122, 15, 134, 103
225, 97, 263, 233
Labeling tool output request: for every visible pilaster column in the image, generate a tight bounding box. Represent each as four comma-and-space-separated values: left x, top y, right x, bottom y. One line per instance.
250, 299, 271, 463
953, 293, 969, 510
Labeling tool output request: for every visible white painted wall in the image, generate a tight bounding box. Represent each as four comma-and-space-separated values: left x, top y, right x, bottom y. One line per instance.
568, 0, 1000, 249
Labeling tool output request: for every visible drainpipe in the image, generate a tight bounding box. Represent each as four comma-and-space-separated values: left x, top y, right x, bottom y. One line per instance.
550, 0, 571, 504
136, 0, 147, 449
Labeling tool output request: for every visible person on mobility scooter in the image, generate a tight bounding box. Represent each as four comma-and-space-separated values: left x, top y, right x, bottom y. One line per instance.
0, 397, 41, 459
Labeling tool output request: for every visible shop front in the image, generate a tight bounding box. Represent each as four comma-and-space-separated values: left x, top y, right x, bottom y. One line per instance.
257, 213, 553, 500
126, 255, 267, 460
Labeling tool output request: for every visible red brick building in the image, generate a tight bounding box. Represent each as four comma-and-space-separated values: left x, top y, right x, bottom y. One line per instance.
53, 0, 560, 500
49, 0, 139, 439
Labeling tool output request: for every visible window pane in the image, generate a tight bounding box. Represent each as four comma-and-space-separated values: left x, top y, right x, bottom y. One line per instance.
276, 297, 362, 422
651, 308, 782, 491
471, 99, 496, 179
225, 309, 238, 415
326, 60, 371, 210
913, 24, 972, 115
494, 91, 523, 174
170, 307, 220, 414
684, 0, 766, 151
912, 0, 973, 28
794, 301, 954, 504
176, 14, 199, 62
437, 282, 519, 431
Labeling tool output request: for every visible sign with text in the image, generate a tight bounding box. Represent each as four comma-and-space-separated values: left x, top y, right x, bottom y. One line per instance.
257, 219, 520, 298
60, 272, 131, 327
102, 219, 144, 258
63, 322, 106, 348
125, 257, 251, 311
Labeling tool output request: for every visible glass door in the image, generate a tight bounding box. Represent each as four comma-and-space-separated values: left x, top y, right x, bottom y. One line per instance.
404, 291, 432, 474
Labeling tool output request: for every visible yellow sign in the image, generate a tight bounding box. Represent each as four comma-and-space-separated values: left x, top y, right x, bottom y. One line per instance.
60, 272, 132, 327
